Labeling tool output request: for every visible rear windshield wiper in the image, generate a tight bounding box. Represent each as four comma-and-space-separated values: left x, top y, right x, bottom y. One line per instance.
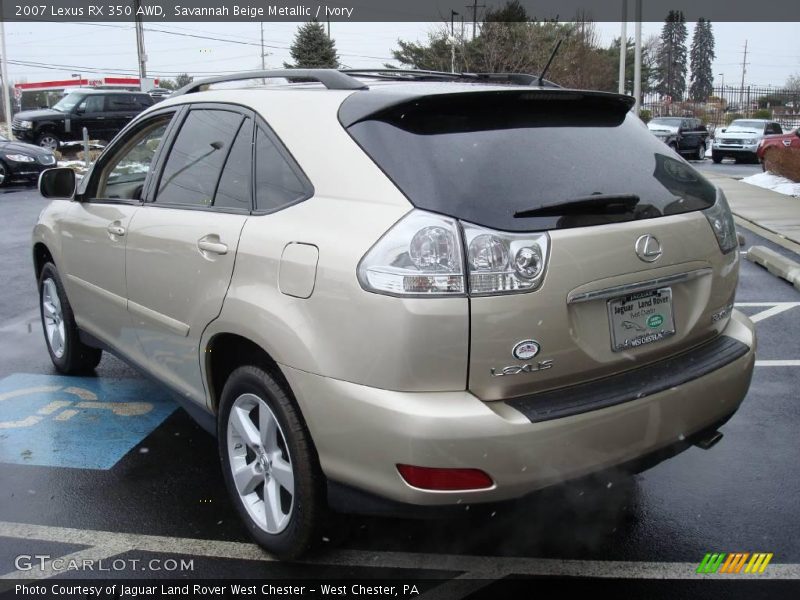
514, 194, 640, 218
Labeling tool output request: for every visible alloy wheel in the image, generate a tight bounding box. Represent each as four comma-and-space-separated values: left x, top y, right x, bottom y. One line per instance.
41, 278, 66, 358
226, 393, 295, 534
38, 135, 59, 151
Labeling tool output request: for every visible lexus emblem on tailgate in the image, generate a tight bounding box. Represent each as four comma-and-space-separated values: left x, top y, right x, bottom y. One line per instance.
635, 234, 663, 262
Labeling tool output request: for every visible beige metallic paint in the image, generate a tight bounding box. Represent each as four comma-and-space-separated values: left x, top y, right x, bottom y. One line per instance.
281, 310, 754, 505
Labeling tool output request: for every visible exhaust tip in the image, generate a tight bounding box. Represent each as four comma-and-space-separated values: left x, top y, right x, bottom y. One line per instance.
694, 430, 724, 450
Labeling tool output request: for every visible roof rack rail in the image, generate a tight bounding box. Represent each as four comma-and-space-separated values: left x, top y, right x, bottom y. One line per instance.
340, 69, 560, 88
340, 68, 464, 81
172, 69, 368, 96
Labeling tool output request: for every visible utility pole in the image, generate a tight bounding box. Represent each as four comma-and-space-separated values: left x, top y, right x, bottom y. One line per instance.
260, 22, 266, 69
450, 10, 459, 73
0, 20, 12, 137
739, 39, 748, 110
633, 0, 642, 116
466, 0, 485, 41
618, 0, 627, 95
134, 0, 147, 81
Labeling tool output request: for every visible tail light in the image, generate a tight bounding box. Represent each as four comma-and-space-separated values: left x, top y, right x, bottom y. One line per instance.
463, 222, 549, 295
358, 210, 550, 297
357, 211, 465, 296
704, 187, 737, 254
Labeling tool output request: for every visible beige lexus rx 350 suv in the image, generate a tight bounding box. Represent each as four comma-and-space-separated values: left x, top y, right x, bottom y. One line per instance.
32, 70, 756, 559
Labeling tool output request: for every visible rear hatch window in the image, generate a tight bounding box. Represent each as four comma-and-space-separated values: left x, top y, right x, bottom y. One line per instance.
344, 90, 716, 232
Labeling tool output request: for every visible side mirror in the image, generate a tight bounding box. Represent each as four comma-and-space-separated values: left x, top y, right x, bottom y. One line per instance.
75, 107, 85, 115
720, 128, 726, 133
39, 168, 76, 199
796, 129, 800, 138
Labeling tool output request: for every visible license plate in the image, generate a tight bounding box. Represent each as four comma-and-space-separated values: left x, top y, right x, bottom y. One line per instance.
607, 288, 676, 352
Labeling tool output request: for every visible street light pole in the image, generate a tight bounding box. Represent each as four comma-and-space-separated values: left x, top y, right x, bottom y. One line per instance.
0, 20, 12, 137
618, 0, 627, 95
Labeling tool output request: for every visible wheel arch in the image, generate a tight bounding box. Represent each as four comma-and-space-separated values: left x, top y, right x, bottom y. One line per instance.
205, 332, 292, 415
33, 242, 55, 280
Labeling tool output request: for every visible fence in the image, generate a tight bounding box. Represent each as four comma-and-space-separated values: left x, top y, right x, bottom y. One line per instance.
641, 85, 800, 133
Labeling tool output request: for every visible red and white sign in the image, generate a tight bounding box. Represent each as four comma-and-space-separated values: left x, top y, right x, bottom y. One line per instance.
14, 76, 158, 92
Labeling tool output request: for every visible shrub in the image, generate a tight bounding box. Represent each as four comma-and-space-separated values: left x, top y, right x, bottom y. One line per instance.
753, 109, 772, 119
762, 147, 800, 183
639, 109, 652, 123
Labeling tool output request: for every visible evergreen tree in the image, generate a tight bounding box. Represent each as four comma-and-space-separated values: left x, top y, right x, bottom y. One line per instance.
284, 21, 339, 69
656, 10, 688, 100
174, 73, 193, 88
689, 19, 715, 101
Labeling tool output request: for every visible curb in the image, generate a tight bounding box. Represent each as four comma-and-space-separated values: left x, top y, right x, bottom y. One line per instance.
746, 246, 800, 291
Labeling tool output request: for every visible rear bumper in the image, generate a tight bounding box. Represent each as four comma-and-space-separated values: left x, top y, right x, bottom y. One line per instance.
282, 310, 755, 509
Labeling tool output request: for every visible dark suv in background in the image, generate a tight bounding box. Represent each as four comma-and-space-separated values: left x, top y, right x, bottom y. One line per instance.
647, 117, 709, 161
12, 89, 154, 151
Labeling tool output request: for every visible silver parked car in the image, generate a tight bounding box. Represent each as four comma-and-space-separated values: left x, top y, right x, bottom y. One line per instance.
32, 69, 756, 559
712, 118, 783, 163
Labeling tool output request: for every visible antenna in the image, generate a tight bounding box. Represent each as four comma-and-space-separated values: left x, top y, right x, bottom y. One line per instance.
538, 39, 563, 87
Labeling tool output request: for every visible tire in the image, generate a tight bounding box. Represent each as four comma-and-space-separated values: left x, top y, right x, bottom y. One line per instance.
38, 262, 102, 373
36, 131, 61, 152
712, 152, 722, 164
218, 366, 324, 560
0, 161, 8, 187
695, 143, 706, 161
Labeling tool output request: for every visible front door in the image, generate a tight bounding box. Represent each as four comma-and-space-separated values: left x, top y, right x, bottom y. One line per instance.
72, 94, 109, 141
59, 111, 175, 347
124, 107, 253, 402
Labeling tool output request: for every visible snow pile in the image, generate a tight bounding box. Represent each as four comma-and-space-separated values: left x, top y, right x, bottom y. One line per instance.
741, 171, 800, 197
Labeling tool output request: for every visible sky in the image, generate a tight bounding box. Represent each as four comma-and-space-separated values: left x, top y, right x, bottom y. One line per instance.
2, 21, 798, 89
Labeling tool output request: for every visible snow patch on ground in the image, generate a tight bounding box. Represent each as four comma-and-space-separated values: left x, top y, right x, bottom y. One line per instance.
741, 172, 800, 197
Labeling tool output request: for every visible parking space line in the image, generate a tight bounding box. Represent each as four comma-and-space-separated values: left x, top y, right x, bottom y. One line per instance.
755, 360, 800, 367
1, 521, 799, 580
734, 302, 800, 324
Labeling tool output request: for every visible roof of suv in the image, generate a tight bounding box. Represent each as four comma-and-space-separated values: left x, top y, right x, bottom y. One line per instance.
153, 69, 633, 128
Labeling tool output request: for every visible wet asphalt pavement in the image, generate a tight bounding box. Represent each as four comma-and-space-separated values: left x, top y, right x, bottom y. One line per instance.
0, 177, 798, 597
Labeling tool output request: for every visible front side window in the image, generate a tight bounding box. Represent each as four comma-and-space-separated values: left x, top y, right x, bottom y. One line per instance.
77, 95, 104, 113
95, 115, 171, 200
155, 109, 243, 208
52, 92, 84, 113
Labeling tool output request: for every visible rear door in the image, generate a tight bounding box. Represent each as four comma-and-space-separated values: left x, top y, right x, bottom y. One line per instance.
104, 94, 146, 141
344, 90, 737, 401
124, 105, 253, 401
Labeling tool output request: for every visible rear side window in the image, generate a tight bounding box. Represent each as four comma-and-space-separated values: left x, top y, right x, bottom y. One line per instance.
254, 126, 309, 213
214, 118, 253, 211
156, 109, 243, 208
345, 91, 717, 232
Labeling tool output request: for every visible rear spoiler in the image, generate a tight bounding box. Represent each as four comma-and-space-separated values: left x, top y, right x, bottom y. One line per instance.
339, 89, 636, 129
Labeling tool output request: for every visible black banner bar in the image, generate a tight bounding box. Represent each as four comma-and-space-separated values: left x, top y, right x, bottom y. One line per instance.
2, 0, 800, 23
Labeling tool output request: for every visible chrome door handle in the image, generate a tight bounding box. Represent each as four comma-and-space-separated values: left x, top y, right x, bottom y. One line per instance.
197, 238, 228, 255
107, 223, 126, 236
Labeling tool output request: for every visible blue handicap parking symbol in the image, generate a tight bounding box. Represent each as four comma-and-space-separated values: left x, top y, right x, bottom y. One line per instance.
0, 373, 177, 469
